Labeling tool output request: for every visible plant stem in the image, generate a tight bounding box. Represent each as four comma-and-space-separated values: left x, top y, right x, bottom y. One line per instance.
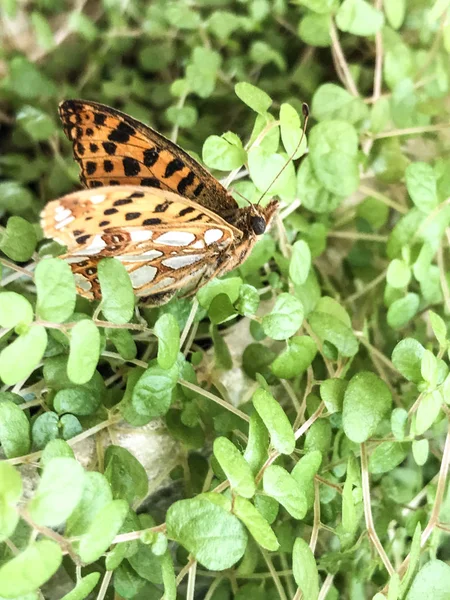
329, 20, 359, 96
360, 443, 395, 575
178, 379, 250, 422
260, 548, 288, 600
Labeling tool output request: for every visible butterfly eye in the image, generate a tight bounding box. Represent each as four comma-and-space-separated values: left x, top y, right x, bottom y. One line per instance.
250, 215, 266, 235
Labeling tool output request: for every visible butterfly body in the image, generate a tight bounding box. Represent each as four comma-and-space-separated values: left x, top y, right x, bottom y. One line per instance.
41, 100, 278, 305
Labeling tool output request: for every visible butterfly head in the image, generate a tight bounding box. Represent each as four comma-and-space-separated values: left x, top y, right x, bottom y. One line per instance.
248, 199, 279, 236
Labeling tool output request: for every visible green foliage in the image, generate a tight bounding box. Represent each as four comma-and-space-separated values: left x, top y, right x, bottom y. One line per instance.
1, 1, 450, 598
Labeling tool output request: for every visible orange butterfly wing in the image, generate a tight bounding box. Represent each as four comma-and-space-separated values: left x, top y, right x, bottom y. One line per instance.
59, 99, 239, 217
41, 186, 241, 301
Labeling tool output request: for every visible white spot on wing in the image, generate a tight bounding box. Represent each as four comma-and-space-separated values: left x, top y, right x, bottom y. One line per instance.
130, 230, 153, 242
119, 250, 163, 262
129, 265, 157, 288
74, 273, 92, 291
55, 208, 72, 222
162, 254, 203, 269
91, 195, 106, 204
204, 229, 224, 245
73, 234, 106, 255
192, 240, 205, 249
154, 231, 196, 246
55, 216, 75, 230
140, 276, 175, 294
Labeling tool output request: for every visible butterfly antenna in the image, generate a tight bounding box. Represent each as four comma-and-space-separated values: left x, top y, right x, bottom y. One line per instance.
231, 188, 253, 206
256, 103, 309, 206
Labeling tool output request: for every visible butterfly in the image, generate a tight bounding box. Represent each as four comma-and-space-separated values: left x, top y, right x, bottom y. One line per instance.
40, 99, 279, 305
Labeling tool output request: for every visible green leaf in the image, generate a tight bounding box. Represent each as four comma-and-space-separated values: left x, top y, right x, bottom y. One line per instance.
0, 325, 47, 385
0, 540, 62, 597
186, 47, 221, 98
104, 445, 149, 506
31, 412, 59, 449
406, 162, 438, 213
386, 259, 411, 289
415, 390, 442, 435
400, 523, 422, 597
320, 378, 347, 413
98, 258, 135, 324
429, 311, 447, 347
280, 103, 307, 160
248, 148, 296, 197
0, 216, 37, 262
412, 438, 429, 466
292, 537, 319, 600
211, 326, 233, 370
407, 560, 450, 600
131, 360, 179, 421
106, 328, 137, 360
311, 84, 369, 125
154, 313, 180, 370
66, 472, 113, 536
160, 552, 176, 600
308, 312, 358, 357
0, 462, 22, 543
235, 284, 260, 316
369, 442, 409, 474
392, 338, 425, 383
233, 496, 279, 551
0, 400, 30, 458
7, 56, 56, 99
292, 0, 338, 12
298, 13, 331, 47
243, 411, 269, 475
41, 439, 74, 466
0, 292, 33, 328
166, 495, 247, 570
202, 134, 247, 170
67, 320, 100, 385
16, 105, 55, 141
291, 450, 322, 511
336, 0, 384, 36
166, 2, 201, 29
68, 12, 98, 41
385, 0, 405, 29
387, 293, 420, 329
297, 157, 344, 214
235, 82, 272, 114
270, 336, 317, 379
262, 293, 304, 340
308, 121, 359, 197
391, 407, 408, 441
28, 458, 84, 527
53, 387, 100, 417
78, 499, 129, 564
213, 437, 256, 498
289, 240, 311, 286
208, 293, 237, 324
197, 277, 242, 310
60, 573, 101, 600
252, 388, 295, 454
343, 372, 392, 443
35, 258, 76, 323
263, 465, 307, 520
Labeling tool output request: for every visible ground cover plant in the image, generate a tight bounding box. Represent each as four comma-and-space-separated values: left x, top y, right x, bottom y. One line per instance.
0, 0, 450, 598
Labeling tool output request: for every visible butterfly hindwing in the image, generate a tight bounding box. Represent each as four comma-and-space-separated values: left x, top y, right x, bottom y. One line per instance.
40, 185, 241, 300
59, 99, 239, 217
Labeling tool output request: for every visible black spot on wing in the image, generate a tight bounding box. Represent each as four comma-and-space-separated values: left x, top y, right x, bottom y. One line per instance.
140, 177, 161, 188
90, 143, 98, 153
99, 220, 110, 227
164, 158, 184, 178
125, 212, 141, 221
143, 148, 159, 167
177, 171, 195, 195
76, 143, 85, 156
130, 191, 145, 198
113, 198, 133, 206
155, 201, 170, 213
90, 180, 103, 188
109, 180, 120, 185
193, 182, 204, 197
108, 121, 136, 143
123, 157, 141, 177
86, 128, 94, 136
76, 234, 90, 244
104, 160, 114, 173
104, 208, 118, 215
94, 113, 107, 126
103, 142, 117, 155
86, 161, 97, 175
143, 217, 162, 225
179, 206, 195, 217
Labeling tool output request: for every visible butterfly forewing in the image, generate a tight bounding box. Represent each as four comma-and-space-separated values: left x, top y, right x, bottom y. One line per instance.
59, 99, 239, 217
41, 186, 240, 301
